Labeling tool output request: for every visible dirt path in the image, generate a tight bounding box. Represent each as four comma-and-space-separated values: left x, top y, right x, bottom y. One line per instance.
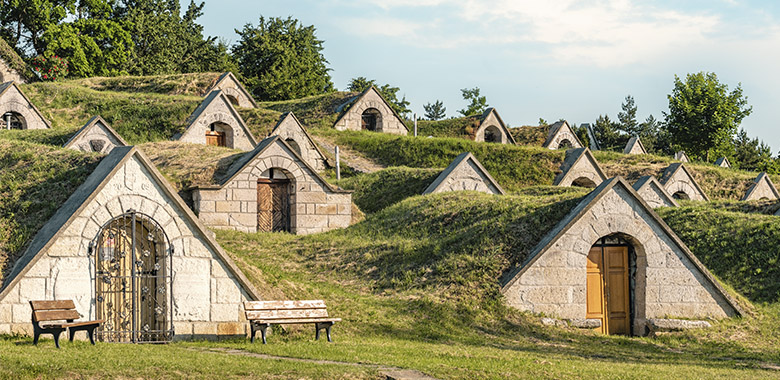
188, 347, 439, 380
312, 135, 385, 174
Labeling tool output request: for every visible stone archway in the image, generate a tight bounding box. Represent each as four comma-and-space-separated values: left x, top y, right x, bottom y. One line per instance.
483, 125, 502, 143
572, 176, 598, 188
285, 138, 302, 156
2, 111, 26, 129
361, 108, 382, 131
558, 139, 573, 149
206, 122, 233, 148
672, 191, 690, 200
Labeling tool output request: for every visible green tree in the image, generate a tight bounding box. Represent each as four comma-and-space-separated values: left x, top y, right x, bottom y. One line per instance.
734, 129, 773, 171
0, 0, 74, 54
458, 87, 487, 116
617, 95, 639, 135
538, 118, 548, 126
234, 16, 333, 101
663, 72, 752, 161
423, 100, 446, 120
347, 76, 375, 92
592, 114, 624, 151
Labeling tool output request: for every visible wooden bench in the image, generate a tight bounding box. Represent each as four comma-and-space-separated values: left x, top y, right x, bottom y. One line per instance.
244, 300, 341, 344
30, 300, 104, 348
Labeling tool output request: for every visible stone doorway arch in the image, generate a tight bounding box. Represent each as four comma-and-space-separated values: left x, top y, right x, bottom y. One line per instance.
483, 125, 502, 143
672, 191, 690, 200
361, 108, 382, 131
558, 139, 573, 149
285, 138, 302, 156
2, 111, 26, 129
587, 233, 644, 336
257, 168, 295, 233
572, 177, 598, 188
206, 122, 232, 147
93, 211, 173, 343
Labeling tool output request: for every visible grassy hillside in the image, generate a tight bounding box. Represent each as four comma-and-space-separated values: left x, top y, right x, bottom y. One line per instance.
68, 72, 222, 96
21, 81, 202, 143
0, 140, 102, 283
335, 167, 442, 213
321, 129, 778, 200
659, 202, 780, 303
411, 116, 478, 139
258, 91, 357, 130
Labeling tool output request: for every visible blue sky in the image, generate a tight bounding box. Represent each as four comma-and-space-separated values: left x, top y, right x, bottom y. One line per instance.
199, 0, 780, 152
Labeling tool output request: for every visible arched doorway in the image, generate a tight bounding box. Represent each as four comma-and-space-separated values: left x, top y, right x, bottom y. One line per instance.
93, 211, 173, 343
257, 168, 293, 232
285, 138, 302, 156
558, 139, 573, 149
206, 122, 229, 147
672, 191, 690, 200
483, 125, 502, 143
361, 108, 382, 131
89, 139, 107, 153
587, 235, 633, 335
226, 94, 239, 107
572, 177, 598, 188
2, 111, 26, 130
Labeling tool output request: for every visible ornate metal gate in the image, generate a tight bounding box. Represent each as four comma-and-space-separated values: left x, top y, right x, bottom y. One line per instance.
91, 210, 174, 343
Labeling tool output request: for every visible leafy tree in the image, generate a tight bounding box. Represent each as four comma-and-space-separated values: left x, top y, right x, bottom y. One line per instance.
0, 0, 74, 54
592, 114, 624, 151
234, 16, 333, 101
347, 76, 374, 92
734, 129, 773, 172
574, 123, 590, 150
538, 117, 548, 125
663, 72, 752, 161
458, 87, 487, 116
617, 95, 639, 135
423, 100, 446, 120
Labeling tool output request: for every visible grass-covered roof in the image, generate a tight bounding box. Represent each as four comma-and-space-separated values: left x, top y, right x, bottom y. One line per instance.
510, 125, 551, 146
0, 140, 103, 285
0, 37, 29, 80
69, 72, 222, 96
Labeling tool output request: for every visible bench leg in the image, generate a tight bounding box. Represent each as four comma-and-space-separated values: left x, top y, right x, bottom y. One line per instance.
88, 326, 97, 345
315, 322, 333, 342
33, 331, 40, 346
259, 324, 269, 344
53, 330, 62, 349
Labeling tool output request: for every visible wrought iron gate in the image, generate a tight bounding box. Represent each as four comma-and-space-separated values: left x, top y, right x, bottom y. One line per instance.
91, 210, 174, 343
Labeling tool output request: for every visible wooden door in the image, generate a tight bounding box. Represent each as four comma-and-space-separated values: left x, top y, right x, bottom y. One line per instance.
206, 131, 225, 147
257, 179, 290, 232
586, 245, 630, 335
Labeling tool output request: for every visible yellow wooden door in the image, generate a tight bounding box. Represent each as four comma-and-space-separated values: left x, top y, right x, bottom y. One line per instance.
586, 245, 630, 335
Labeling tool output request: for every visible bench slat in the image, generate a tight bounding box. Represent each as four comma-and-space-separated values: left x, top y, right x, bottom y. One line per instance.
64, 320, 104, 328
30, 300, 76, 311
244, 300, 326, 310
34, 309, 81, 322
246, 308, 329, 320
251, 318, 341, 324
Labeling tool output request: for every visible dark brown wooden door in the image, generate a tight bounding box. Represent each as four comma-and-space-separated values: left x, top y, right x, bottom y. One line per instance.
257, 179, 290, 232
586, 245, 630, 335
206, 131, 225, 147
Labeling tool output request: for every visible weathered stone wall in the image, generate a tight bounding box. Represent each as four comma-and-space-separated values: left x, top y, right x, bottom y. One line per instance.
0, 59, 24, 84
624, 140, 645, 155
270, 117, 327, 172
193, 140, 351, 235
0, 85, 48, 129
333, 89, 407, 135
66, 124, 125, 154
215, 82, 254, 109
637, 183, 676, 208
428, 159, 502, 194
474, 112, 508, 144
0, 156, 250, 338
503, 185, 736, 333
663, 169, 706, 201
547, 126, 582, 150
743, 176, 779, 201
179, 96, 255, 151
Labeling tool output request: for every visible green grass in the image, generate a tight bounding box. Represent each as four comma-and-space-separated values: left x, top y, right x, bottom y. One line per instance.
335, 166, 442, 213
257, 91, 356, 130
0, 140, 102, 283
68, 72, 222, 96
21, 81, 202, 144
411, 116, 478, 139
658, 202, 780, 303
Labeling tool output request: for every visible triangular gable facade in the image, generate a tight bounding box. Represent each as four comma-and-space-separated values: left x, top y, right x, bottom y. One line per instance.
715, 157, 731, 168
192, 136, 352, 235
660, 163, 709, 201
543, 120, 584, 149
0, 37, 27, 84
742, 172, 780, 201
632, 175, 678, 208
268, 112, 329, 172
333, 86, 408, 135
63, 116, 128, 154
474, 108, 517, 145
674, 151, 690, 163
179, 90, 257, 151
553, 148, 607, 188
204, 72, 257, 109
623, 136, 647, 155
0, 147, 260, 339
502, 177, 741, 335
0, 81, 50, 129
423, 152, 505, 195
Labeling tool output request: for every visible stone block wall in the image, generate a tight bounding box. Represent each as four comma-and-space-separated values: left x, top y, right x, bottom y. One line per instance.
0, 84, 48, 129
546, 125, 582, 149
193, 140, 351, 235
333, 89, 407, 135
474, 112, 509, 144
66, 124, 125, 154
270, 117, 327, 172
0, 155, 251, 339
179, 95, 255, 151
427, 159, 502, 194
503, 185, 736, 333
